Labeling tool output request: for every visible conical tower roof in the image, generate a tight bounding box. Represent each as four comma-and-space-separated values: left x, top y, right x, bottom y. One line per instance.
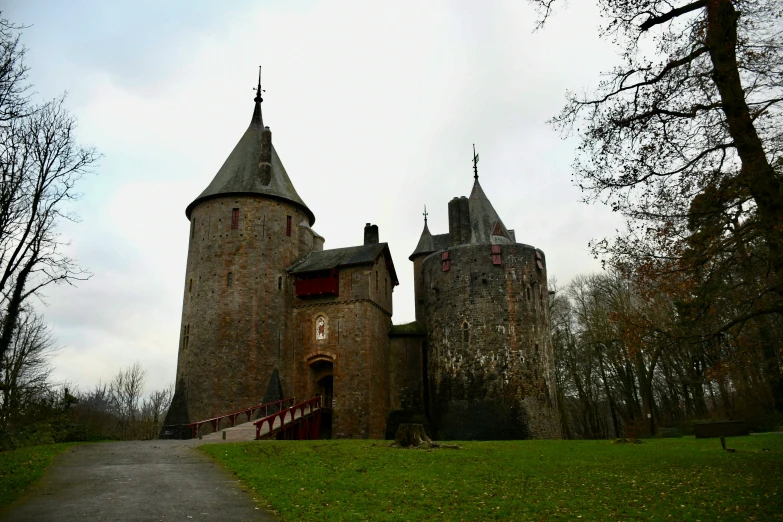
185, 80, 314, 224
409, 221, 436, 260
469, 179, 511, 244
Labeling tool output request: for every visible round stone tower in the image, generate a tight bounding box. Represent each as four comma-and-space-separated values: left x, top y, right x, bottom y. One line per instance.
412, 174, 561, 440
165, 75, 317, 425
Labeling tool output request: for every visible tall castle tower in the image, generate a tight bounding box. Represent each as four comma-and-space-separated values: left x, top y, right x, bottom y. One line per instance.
410, 154, 562, 439
165, 73, 321, 425
163, 75, 560, 441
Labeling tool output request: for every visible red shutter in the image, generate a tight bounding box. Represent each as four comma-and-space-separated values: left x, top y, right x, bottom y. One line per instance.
491, 245, 501, 265
231, 208, 239, 230
441, 251, 450, 272
286, 215, 292, 236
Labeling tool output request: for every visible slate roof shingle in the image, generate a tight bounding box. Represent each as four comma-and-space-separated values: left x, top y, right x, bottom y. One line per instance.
289, 243, 399, 285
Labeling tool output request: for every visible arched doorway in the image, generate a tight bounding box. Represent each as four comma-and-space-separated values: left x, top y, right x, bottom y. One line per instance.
308, 355, 333, 439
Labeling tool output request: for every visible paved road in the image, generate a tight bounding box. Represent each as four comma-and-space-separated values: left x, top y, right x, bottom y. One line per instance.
0, 439, 276, 522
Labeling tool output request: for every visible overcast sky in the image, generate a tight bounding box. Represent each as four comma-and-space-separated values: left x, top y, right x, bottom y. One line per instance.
4, 0, 624, 395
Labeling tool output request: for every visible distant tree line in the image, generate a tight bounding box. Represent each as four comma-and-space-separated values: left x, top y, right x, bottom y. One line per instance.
551, 272, 782, 439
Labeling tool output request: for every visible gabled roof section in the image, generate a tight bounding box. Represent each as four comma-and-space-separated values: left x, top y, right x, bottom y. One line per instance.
469, 179, 511, 245
289, 243, 399, 285
185, 93, 315, 224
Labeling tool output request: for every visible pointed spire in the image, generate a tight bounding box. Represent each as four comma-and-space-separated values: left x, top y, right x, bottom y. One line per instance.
423, 205, 429, 227
186, 68, 315, 225
251, 66, 264, 125
472, 143, 479, 181
469, 173, 510, 244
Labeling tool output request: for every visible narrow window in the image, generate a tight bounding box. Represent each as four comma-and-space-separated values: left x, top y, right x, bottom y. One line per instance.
190, 218, 195, 239
462, 322, 469, 344
526, 286, 532, 301
376, 271, 378, 291
189, 279, 192, 292
286, 215, 292, 236
385, 277, 387, 297
227, 272, 233, 287
535, 343, 539, 355
183, 324, 190, 351
231, 208, 239, 230
278, 276, 283, 290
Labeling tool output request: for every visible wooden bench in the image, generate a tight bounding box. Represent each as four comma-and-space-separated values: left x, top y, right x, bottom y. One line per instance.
694, 421, 749, 438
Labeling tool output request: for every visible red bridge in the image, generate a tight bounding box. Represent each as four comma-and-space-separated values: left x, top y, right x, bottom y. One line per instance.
175, 397, 323, 442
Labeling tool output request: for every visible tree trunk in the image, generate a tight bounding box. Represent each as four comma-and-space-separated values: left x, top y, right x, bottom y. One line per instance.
707, 0, 783, 277
394, 424, 432, 448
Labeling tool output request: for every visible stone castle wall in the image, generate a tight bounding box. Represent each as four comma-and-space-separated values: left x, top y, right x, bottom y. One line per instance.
291, 255, 394, 438
419, 243, 561, 439
388, 335, 425, 413
170, 196, 309, 423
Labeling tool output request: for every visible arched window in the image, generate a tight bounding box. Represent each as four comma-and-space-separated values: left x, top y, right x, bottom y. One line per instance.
227, 272, 233, 287
316, 316, 326, 340
278, 276, 283, 290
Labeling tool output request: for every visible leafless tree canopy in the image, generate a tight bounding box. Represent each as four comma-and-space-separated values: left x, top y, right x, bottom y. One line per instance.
0, 311, 55, 428
0, 13, 99, 366
528, 0, 783, 415
552, 272, 781, 438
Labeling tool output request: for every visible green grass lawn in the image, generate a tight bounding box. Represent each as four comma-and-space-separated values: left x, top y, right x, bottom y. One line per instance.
201, 434, 783, 521
0, 443, 77, 507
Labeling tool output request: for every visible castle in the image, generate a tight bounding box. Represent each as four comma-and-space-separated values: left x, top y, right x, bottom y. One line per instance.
163, 77, 562, 440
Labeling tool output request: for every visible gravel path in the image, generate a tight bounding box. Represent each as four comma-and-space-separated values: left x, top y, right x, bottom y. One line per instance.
0, 439, 275, 522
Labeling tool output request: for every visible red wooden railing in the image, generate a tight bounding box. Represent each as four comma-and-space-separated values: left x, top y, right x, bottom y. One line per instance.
185, 398, 295, 439
254, 396, 322, 440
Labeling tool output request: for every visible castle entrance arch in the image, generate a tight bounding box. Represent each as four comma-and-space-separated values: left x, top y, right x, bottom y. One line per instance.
307, 354, 334, 439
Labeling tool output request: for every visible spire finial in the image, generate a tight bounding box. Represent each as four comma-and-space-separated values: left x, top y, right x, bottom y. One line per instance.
472, 143, 479, 181
423, 205, 428, 225
254, 66, 264, 103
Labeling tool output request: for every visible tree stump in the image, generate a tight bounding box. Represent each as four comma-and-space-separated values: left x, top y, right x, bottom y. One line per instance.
394, 423, 432, 448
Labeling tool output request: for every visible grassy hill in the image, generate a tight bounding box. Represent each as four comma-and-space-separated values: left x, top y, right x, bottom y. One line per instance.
201, 434, 783, 521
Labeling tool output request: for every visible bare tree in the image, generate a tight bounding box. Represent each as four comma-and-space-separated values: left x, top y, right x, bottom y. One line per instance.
0, 15, 29, 126
0, 14, 99, 365
140, 385, 173, 440
529, 0, 783, 412
0, 310, 55, 428
108, 362, 146, 438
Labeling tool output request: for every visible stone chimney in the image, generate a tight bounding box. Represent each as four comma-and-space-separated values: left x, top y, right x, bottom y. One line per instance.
449, 197, 470, 246
364, 223, 379, 245
259, 126, 272, 185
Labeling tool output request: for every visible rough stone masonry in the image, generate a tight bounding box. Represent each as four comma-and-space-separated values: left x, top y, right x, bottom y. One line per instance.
163, 76, 561, 440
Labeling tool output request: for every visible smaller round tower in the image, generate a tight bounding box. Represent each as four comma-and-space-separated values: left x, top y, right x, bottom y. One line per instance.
411, 164, 561, 440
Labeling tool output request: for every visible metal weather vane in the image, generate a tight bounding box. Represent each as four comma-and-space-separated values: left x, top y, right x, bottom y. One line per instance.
472, 143, 479, 181
254, 66, 265, 103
